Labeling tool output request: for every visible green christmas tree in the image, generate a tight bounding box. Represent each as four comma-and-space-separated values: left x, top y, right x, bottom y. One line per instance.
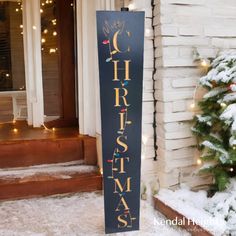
192, 51, 236, 192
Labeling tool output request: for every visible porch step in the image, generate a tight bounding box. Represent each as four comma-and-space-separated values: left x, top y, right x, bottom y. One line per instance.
0, 161, 102, 201
0, 122, 97, 168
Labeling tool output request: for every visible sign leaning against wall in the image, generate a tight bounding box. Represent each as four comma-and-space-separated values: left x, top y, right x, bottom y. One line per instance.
96, 11, 145, 234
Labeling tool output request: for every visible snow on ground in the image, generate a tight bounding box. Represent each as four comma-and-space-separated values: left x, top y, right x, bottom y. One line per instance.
156, 179, 236, 236
0, 192, 189, 236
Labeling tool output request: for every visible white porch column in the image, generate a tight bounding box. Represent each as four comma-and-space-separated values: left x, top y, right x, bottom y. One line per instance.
23, 0, 44, 127
77, 0, 115, 137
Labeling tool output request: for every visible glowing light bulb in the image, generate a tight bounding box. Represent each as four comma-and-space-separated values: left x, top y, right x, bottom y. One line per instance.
6, 74, 10, 77
53, 31, 57, 36
41, 38, 46, 43
145, 29, 151, 37
142, 136, 148, 145
52, 19, 57, 25
128, 3, 135, 10
197, 159, 202, 165
201, 59, 208, 67
13, 128, 18, 133
221, 103, 227, 108
43, 29, 48, 34
32, 25, 37, 30
230, 168, 234, 172
15, 8, 19, 12
40, 9, 43, 13
49, 48, 56, 54
190, 103, 195, 109
20, 24, 23, 28
52, 127, 56, 131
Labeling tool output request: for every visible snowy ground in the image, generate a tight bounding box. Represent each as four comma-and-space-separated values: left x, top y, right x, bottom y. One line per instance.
156, 179, 236, 236
0, 191, 189, 236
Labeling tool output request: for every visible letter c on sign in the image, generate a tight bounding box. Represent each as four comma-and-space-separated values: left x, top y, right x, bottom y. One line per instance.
113, 30, 130, 53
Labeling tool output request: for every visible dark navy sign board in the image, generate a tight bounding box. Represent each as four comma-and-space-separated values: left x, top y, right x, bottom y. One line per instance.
96, 11, 144, 234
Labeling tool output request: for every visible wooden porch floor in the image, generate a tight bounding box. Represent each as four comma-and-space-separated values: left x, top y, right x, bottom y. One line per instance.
0, 121, 81, 141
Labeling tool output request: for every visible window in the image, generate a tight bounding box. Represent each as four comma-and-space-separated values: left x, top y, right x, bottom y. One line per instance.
0, 0, 25, 91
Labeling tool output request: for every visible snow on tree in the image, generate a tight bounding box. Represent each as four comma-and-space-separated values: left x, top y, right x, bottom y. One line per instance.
192, 51, 236, 192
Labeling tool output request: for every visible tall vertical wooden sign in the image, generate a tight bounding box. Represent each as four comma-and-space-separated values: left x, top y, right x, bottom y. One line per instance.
96, 11, 144, 234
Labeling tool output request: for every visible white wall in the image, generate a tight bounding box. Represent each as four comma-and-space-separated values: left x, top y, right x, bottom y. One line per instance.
153, 0, 236, 188
121, 0, 158, 191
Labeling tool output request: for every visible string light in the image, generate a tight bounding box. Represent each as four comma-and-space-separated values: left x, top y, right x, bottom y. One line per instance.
145, 29, 152, 37
52, 127, 56, 131
220, 103, 227, 108
197, 159, 202, 165
12, 120, 16, 124
200, 59, 210, 67
53, 31, 57, 36
142, 135, 148, 145
43, 29, 48, 34
15, 8, 19, 12
41, 38, 46, 43
52, 19, 57, 25
40, 9, 43, 13
230, 168, 234, 172
128, 3, 135, 10
49, 48, 56, 53
32, 25, 37, 30
13, 128, 18, 133
20, 24, 23, 28
190, 103, 195, 109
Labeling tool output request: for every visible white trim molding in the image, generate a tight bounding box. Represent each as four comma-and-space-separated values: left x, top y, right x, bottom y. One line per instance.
76, 0, 114, 137
23, 0, 44, 127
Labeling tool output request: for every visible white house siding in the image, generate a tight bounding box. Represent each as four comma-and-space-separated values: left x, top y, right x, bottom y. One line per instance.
153, 0, 236, 188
